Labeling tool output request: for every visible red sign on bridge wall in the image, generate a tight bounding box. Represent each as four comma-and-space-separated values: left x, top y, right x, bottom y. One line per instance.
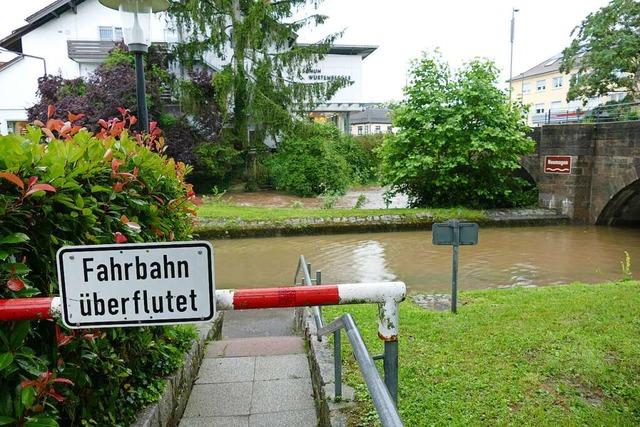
544, 156, 572, 174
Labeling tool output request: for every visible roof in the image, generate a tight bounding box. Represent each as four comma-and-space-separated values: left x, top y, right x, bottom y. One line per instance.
326, 44, 377, 59
0, 1, 86, 51
508, 53, 578, 82
0, 55, 25, 73
297, 43, 378, 59
350, 108, 392, 125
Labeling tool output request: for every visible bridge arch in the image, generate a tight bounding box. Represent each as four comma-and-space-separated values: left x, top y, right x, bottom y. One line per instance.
595, 179, 640, 226
520, 154, 540, 184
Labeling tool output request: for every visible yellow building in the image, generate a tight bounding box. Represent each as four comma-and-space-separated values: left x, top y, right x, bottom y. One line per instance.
508, 53, 626, 126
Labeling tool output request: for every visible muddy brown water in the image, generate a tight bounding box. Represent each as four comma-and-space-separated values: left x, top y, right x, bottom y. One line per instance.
211, 188, 640, 293
210, 227, 640, 294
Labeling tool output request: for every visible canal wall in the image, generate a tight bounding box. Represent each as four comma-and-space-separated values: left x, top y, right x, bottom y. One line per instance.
196, 209, 569, 239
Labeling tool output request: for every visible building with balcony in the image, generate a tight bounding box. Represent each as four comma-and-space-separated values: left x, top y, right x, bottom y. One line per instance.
507, 53, 626, 126
0, 0, 376, 135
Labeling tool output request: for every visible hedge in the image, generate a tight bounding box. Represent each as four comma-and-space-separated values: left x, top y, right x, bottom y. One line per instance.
0, 108, 199, 426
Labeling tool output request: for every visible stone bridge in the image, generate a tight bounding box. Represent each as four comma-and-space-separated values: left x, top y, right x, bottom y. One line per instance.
521, 121, 640, 225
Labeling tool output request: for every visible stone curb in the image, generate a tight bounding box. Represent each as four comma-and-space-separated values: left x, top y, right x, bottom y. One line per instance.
130, 312, 224, 427
196, 209, 569, 239
295, 307, 355, 427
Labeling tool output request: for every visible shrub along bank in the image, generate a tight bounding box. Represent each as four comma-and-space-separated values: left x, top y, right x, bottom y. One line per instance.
0, 110, 199, 426
323, 281, 640, 426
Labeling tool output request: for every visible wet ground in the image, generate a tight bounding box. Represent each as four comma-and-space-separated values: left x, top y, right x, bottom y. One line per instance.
221, 185, 409, 209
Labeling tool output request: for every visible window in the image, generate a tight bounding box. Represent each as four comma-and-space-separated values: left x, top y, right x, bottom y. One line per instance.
536, 80, 546, 91
571, 73, 581, 85
386, 126, 393, 133
544, 55, 562, 66
535, 103, 545, 114
357, 126, 363, 135
552, 76, 563, 89
99, 26, 123, 41
375, 125, 381, 134
364, 124, 369, 135
7, 121, 28, 135
550, 101, 562, 110
608, 92, 627, 102
522, 82, 531, 94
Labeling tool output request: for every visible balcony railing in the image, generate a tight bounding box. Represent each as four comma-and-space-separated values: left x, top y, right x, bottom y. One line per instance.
67, 40, 169, 63
67, 40, 118, 62
531, 102, 640, 126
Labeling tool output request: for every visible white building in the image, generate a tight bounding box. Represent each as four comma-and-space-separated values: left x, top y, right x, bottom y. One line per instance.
349, 108, 393, 136
0, 0, 170, 134
0, 0, 376, 135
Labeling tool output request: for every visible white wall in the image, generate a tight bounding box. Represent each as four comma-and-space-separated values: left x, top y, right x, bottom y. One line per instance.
0, 0, 171, 133
0, 0, 368, 134
306, 54, 363, 103
0, 56, 44, 134
20, 0, 169, 79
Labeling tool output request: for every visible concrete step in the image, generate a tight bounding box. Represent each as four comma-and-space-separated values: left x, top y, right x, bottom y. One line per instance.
179, 309, 318, 427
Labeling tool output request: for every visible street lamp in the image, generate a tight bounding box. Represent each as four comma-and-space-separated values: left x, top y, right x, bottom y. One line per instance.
509, 7, 519, 101
98, 0, 170, 132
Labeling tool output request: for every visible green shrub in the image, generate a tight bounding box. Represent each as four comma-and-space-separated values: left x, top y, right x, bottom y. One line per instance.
379, 52, 536, 208
0, 109, 199, 426
342, 133, 384, 184
267, 122, 351, 197
194, 140, 243, 189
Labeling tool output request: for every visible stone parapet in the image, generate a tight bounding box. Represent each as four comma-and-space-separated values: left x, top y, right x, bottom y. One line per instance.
196, 210, 568, 239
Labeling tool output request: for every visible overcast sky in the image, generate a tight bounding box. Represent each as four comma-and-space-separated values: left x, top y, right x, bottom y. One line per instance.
296, 0, 612, 102
2, 0, 612, 102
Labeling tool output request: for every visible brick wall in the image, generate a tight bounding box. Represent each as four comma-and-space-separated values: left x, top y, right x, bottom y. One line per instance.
527, 121, 640, 224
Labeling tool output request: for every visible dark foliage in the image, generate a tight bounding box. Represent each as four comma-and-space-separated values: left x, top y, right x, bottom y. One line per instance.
27, 43, 170, 133
26, 45, 232, 190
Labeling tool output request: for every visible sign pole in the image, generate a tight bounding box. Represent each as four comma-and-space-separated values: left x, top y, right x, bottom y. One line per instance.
451, 221, 460, 314
432, 219, 478, 314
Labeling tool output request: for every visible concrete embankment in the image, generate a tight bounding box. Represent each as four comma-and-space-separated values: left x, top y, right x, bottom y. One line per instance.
196, 208, 569, 239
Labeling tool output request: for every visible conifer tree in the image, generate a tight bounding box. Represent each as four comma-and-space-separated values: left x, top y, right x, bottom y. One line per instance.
168, 0, 350, 151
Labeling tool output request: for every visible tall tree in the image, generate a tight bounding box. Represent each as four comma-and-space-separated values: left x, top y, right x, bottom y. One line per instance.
168, 0, 350, 152
378, 51, 536, 209
560, 0, 640, 103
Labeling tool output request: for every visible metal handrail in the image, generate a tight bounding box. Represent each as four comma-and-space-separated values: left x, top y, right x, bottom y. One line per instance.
293, 255, 324, 336
294, 254, 404, 426
319, 314, 404, 427
532, 101, 640, 125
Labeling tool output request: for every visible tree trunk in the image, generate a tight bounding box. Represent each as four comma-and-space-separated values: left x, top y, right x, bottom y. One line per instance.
231, 0, 248, 152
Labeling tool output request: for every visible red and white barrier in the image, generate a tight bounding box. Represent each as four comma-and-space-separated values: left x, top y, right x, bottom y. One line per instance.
0, 282, 406, 340
0, 297, 62, 322
216, 282, 406, 341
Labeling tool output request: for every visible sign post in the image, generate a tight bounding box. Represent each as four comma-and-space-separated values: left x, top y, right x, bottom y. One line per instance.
56, 241, 215, 328
432, 220, 478, 313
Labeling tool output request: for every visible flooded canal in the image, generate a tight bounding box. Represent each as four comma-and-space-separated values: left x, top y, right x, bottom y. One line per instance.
210, 225, 640, 294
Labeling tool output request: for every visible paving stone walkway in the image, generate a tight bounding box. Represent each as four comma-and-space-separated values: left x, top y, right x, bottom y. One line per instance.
179, 308, 317, 427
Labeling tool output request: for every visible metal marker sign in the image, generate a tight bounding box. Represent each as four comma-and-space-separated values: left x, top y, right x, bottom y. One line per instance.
544, 155, 572, 174
432, 222, 479, 246
56, 241, 214, 328
432, 220, 478, 314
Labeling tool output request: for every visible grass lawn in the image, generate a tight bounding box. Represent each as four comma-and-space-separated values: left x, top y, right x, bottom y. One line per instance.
322, 281, 640, 426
